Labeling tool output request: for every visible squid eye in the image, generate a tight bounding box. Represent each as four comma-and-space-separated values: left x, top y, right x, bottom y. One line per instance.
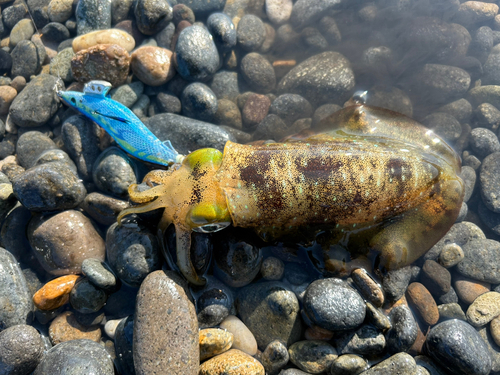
193, 222, 231, 233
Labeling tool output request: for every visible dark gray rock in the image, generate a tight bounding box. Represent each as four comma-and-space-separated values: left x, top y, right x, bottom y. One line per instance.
207, 13, 236, 51
82, 258, 119, 293
0, 325, 44, 375
76, 0, 111, 35
480, 152, 500, 213
253, 114, 288, 141
40, 22, 70, 43
269, 94, 313, 126
461, 165, 476, 203
34, 339, 114, 375
16, 131, 57, 169
240, 52, 276, 94
70, 278, 108, 313
134, 270, 198, 375
12, 162, 86, 211
362, 353, 417, 375
175, 25, 219, 81
421, 112, 462, 144
420, 259, 451, 296
469, 26, 494, 65
423, 222, 471, 262
156, 91, 181, 114
424, 319, 492, 375
301, 27, 328, 51
10, 40, 45, 81
437, 285, 459, 304
73, 309, 105, 326
144, 113, 235, 154
2, 3, 27, 30
289, 340, 337, 374
134, 0, 172, 35
261, 340, 289, 375
9, 74, 60, 128
177, 0, 225, 16
33, 149, 77, 174
210, 70, 240, 101
181, 82, 218, 122
470, 128, 500, 159
80, 192, 129, 226
0, 248, 33, 329
104, 284, 137, 319
385, 305, 418, 354
0, 206, 34, 263
478, 200, 500, 236
92, 147, 138, 199
114, 316, 135, 375
106, 222, 162, 287
290, 0, 342, 30
237, 281, 302, 349
382, 266, 412, 302
237, 14, 266, 52
155, 22, 176, 49
457, 238, 500, 283
213, 99, 242, 129
438, 303, 466, 322
483, 45, 500, 86
335, 324, 386, 356
302, 278, 365, 332
437, 99, 472, 124
196, 276, 234, 328
172, 4, 195, 25
473, 103, 500, 131
278, 51, 355, 106
0, 50, 12, 75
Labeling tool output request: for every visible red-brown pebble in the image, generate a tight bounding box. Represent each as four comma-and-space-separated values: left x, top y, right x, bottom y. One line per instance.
454, 275, 490, 305
406, 282, 439, 326
242, 94, 271, 129
130, 46, 175, 86
71, 43, 131, 86
0, 86, 17, 115
352, 268, 385, 307
33, 274, 81, 311
199, 349, 265, 375
49, 311, 101, 345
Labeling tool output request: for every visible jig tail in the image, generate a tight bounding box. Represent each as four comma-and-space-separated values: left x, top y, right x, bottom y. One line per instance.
58, 80, 183, 166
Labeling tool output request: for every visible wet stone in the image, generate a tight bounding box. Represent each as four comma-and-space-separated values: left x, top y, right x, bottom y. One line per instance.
134, 0, 172, 35
70, 278, 107, 313
3, 3, 28, 30
420, 260, 451, 296
466, 291, 500, 327
145, 112, 235, 155
335, 324, 386, 356
491, 315, 500, 346
41, 22, 70, 43
48, 311, 101, 345
461, 166, 476, 203
181, 82, 218, 122
0, 248, 33, 329
210, 70, 240, 101
236, 281, 301, 349
50, 46, 76, 82
196, 276, 234, 328
242, 93, 271, 129
330, 354, 368, 374
480, 152, 500, 213
34, 339, 114, 375
365, 302, 392, 331
457, 238, 500, 283
199, 349, 264, 375
240, 52, 276, 93
406, 282, 439, 326
302, 278, 365, 332
453, 1, 499, 28
207, 13, 236, 51
424, 223, 472, 262
110, 81, 144, 108
28, 210, 105, 275
439, 243, 464, 268
114, 315, 134, 375
156, 91, 182, 114
437, 99, 473, 124
0, 86, 17, 116
175, 25, 219, 81
382, 266, 412, 302
278, 51, 354, 106
260, 256, 285, 281
253, 114, 288, 141
9, 74, 60, 128
438, 303, 466, 322
454, 275, 490, 305
214, 99, 242, 129
76, 0, 111, 35
33, 149, 78, 175
352, 268, 385, 307
219, 315, 257, 355
81, 192, 129, 226
72, 28, 135, 52
424, 319, 492, 375
81, 258, 118, 293
16, 131, 57, 169
237, 14, 266, 52
33, 274, 80, 311
289, 340, 337, 374
473, 103, 500, 131
106, 222, 162, 287
172, 4, 195, 25
362, 353, 417, 375
269, 93, 313, 127
199, 328, 233, 361
0, 324, 44, 375
421, 112, 462, 143
9, 19, 35, 48
385, 305, 418, 354
48, 0, 74, 23
13, 162, 86, 212
134, 270, 198, 375
92, 147, 137, 199
71, 43, 131, 87
131, 46, 175, 86
0, 50, 12, 76
261, 339, 289, 375
74, 309, 105, 327
470, 128, 500, 159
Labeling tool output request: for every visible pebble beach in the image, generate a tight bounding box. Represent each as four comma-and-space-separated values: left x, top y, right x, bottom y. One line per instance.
1, 0, 500, 374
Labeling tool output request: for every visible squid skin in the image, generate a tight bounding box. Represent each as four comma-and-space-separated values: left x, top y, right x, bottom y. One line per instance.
118, 104, 465, 286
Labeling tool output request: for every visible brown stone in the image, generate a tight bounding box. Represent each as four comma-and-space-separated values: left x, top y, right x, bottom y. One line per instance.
242, 94, 271, 129
420, 259, 451, 296
131, 46, 175, 86
200, 328, 233, 361
0, 86, 17, 115
352, 268, 385, 307
199, 349, 265, 375
49, 311, 101, 345
71, 44, 131, 86
304, 326, 334, 341
406, 282, 439, 326
72, 29, 135, 52
33, 274, 81, 311
454, 275, 490, 305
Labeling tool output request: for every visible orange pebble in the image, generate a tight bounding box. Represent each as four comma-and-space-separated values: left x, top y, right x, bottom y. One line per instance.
33, 275, 81, 311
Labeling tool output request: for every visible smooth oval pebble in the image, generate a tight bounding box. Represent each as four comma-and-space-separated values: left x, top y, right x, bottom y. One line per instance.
330, 354, 368, 375
199, 349, 264, 375
72, 28, 135, 52
104, 318, 124, 339
33, 274, 81, 310
48, 311, 101, 345
406, 282, 439, 326
424, 319, 492, 375
362, 352, 416, 374
134, 270, 198, 375
131, 46, 175, 86
81, 258, 118, 292
69, 278, 108, 313
466, 291, 500, 327
0, 86, 17, 116
288, 340, 338, 374
0, 324, 44, 375
261, 339, 289, 374
352, 268, 385, 307
199, 328, 233, 361
219, 315, 258, 356
34, 339, 114, 375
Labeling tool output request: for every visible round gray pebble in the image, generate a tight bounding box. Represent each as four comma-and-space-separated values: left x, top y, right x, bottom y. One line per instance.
0, 324, 44, 375
70, 278, 108, 314
181, 82, 218, 122
16, 131, 57, 169
82, 258, 119, 293
76, 0, 111, 35
385, 305, 418, 354
207, 13, 236, 51
470, 128, 500, 158
261, 340, 289, 375
237, 14, 266, 51
240, 52, 276, 93
269, 94, 313, 126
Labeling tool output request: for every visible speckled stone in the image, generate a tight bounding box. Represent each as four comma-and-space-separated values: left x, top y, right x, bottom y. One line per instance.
466, 291, 500, 327
260, 256, 285, 281
352, 268, 384, 307
237, 14, 266, 52
213, 99, 242, 129
199, 349, 264, 375
92, 147, 137, 198
71, 43, 131, 86
334, 324, 386, 356
454, 275, 490, 305
181, 82, 218, 122
302, 278, 366, 332
491, 315, 500, 346
0, 324, 44, 375
48, 0, 73, 22
240, 52, 276, 93
330, 354, 368, 375
385, 304, 418, 354
199, 328, 233, 361
134, 0, 172, 35
131, 46, 175, 86
438, 303, 466, 322
75, 0, 111, 35
114, 315, 134, 375
33, 274, 81, 311
207, 13, 236, 51
261, 339, 289, 375
424, 319, 492, 375
16, 131, 57, 169
439, 243, 465, 268
219, 315, 258, 356
81, 192, 129, 226
236, 281, 302, 349
242, 93, 271, 129
406, 282, 439, 326
106, 222, 162, 287
27, 210, 105, 275
365, 302, 392, 331
134, 270, 198, 375
34, 339, 114, 375
457, 239, 500, 283
72, 28, 135, 52
48, 311, 101, 345
0, 85, 17, 116
81, 258, 118, 292
362, 353, 417, 375
289, 340, 337, 374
